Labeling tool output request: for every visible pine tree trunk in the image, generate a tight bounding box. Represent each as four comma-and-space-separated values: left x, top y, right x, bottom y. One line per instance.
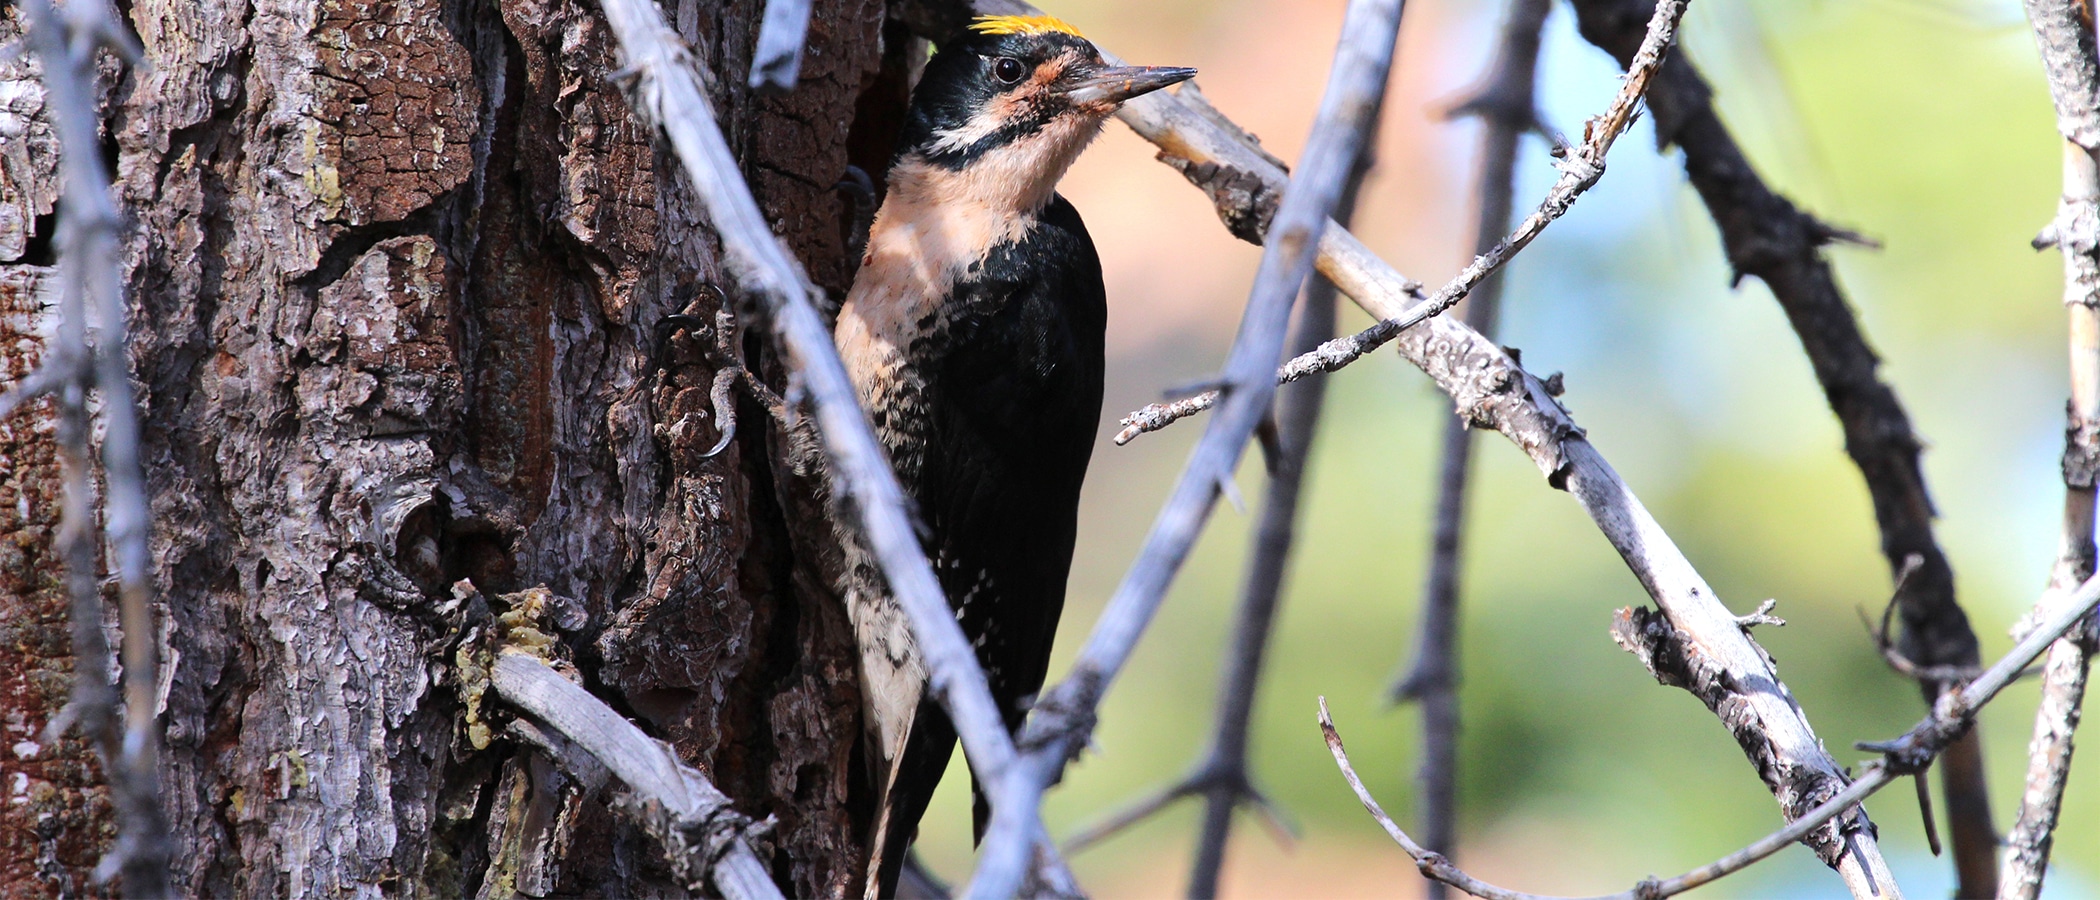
0, 0, 911, 894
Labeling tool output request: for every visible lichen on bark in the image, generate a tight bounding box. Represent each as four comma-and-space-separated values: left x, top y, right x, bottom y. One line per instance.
0, 0, 910, 895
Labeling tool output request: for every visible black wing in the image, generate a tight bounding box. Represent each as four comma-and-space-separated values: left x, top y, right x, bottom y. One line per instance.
867, 195, 1106, 895
922, 192, 1105, 731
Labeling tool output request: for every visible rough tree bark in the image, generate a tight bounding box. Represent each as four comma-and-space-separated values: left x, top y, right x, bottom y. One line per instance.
0, 0, 911, 894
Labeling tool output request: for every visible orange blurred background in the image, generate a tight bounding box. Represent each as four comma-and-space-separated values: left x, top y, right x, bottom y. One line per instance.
909, 0, 2100, 896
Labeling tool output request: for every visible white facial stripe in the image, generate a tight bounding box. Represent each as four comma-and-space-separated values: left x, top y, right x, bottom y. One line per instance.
928, 106, 1008, 155
928, 53, 1083, 156
835, 108, 1111, 414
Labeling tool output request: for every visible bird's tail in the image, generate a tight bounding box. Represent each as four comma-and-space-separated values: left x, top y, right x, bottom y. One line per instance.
865, 696, 957, 900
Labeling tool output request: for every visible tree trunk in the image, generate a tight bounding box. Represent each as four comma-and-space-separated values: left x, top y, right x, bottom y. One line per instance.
0, 0, 911, 894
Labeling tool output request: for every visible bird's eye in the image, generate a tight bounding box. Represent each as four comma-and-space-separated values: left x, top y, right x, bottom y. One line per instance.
992, 57, 1027, 85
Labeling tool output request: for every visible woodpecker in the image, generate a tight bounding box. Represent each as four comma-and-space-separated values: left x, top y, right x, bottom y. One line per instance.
833, 14, 1194, 897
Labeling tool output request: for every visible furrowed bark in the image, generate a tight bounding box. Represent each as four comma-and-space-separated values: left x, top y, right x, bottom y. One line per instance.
3, 0, 906, 893
18, 0, 175, 890
489, 652, 784, 900
593, 0, 1085, 894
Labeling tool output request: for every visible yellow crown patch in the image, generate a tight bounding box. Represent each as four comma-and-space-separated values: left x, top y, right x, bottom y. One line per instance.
968, 14, 1083, 38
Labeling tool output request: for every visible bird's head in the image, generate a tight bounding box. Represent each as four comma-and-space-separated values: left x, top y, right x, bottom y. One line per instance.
891, 15, 1195, 210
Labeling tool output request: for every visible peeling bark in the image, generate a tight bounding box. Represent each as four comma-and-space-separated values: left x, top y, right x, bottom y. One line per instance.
0, 0, 905, 894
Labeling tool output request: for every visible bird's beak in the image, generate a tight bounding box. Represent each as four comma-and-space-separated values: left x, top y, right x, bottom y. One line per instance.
1058, 65, 1198, 110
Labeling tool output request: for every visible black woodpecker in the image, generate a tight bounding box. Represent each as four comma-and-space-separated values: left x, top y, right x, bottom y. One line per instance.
834, 14, 1194, 898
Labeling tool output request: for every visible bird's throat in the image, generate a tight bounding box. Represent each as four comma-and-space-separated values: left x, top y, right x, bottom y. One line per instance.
837, 113, 1106, 403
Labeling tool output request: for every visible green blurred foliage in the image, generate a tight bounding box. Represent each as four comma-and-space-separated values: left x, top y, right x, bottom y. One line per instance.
906, 0, 2099, 895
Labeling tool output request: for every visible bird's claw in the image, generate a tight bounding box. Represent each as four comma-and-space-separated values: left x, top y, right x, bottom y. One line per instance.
653, 283, 794, 458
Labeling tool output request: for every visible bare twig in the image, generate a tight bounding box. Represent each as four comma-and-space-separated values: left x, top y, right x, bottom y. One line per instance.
923, 0, 1901, 893
489, 653, 783, 900
2000, 2, 2100, 887
1390, 4, 1552, 896
1862, 601, 2045, 688
1112, 0, 1687, 444
1863, 556, 1984, 684
1059, 300, 1336, 885
2023, 0, 2100, 151
1560, 1, 1997, 890
587, 2, 1074, 895
1326, 571, 2100, 900
1326, 696, 1625, 900
748, 0, 814, 94
1914, 770, 1942, 858
970, 1, 1406, 895
1573, 436, 1898, 899
1067, 95, 1385, 893
1999, 624, 2093, 900
0, 362, 62, 422
22, 0, 173, 891
1060, 765, 1291, 857
1184, 152, 1367, 900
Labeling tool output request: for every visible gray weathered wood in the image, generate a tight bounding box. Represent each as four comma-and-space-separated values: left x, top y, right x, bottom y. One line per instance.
2025, 0, 2100, 149
588, 0, 1076, 894
490, 653, 786, 900
2, 0, 893, 893
972, 0, 1405, 895
2000, 1, 2100, 885
1327, 570, 2100, 900
20, 0, 172, 890
936, 0, 1897, 894
750, 0, 817, 93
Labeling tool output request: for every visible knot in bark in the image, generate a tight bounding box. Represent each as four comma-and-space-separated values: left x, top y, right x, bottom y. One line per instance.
2064, 401, 2100, 489
1719, 198, 1816, 287
1021, 680, 1100, 765
1556, 152, 1604, 188
2043, 191, 2100, 257
1611, 605, 1693, 689
1164, 157, 1278, 246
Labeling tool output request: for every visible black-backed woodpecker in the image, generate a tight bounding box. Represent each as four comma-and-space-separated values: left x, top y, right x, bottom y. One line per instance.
834, 14, 1194, 898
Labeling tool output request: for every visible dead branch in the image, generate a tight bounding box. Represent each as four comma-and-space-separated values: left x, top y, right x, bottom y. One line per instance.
1065, 87, 1388, 895
0, 362, 62, 423
1392, 4, 1553, 897
749, 0, 815, 93
587, 1, 1075, 894
1561, 0, 1999, 890
1110, 0, 1688, 443
21, 0, 173, 891
917, 0, 1903, 893
1863, 556, 1985, 684
1327, 570, 2100, 900
2024, 0, 2100, 151
489, 654, 783, 900
2001, 0, 2100, 891
1183, 143, 1366, 900
1543, 445, 1852, 898
968, 0, 1404, 895
1060, 766, 1292, 858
